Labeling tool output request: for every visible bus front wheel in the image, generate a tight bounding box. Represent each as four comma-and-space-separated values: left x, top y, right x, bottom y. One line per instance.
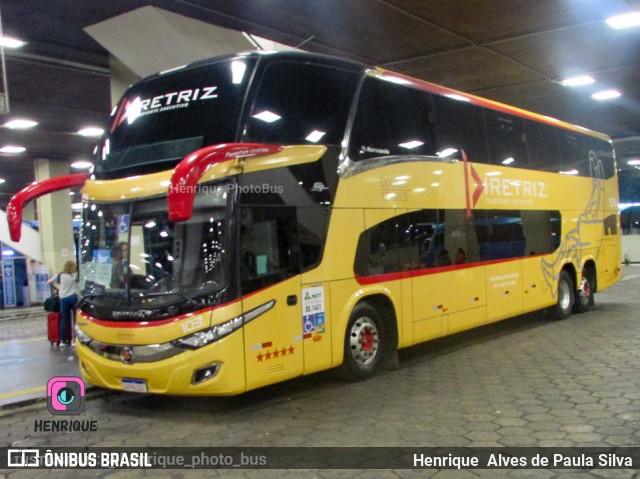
340, 303, 385, 381
550, 270, 574, 320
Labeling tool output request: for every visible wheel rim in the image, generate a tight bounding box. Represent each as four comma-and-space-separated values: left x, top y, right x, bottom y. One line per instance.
349, 316, 379, 366
579, 277, 591, 304
558, 278, 572, 311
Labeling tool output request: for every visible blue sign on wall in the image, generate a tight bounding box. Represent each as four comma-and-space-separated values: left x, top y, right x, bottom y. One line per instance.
3, 260, 16, 307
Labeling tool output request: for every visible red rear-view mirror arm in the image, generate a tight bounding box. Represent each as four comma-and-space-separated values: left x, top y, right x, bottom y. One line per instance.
167, 143, 283, 222
6, 173, 90, 242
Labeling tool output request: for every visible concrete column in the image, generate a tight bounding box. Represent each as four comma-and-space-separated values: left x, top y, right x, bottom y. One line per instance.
34, 158, 75, 276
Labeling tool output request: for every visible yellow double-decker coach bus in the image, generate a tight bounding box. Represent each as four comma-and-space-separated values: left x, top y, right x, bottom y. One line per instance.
8, 51, 621, 395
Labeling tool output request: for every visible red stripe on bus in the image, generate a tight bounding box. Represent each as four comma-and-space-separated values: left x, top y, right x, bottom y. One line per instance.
354, 255, 547, 285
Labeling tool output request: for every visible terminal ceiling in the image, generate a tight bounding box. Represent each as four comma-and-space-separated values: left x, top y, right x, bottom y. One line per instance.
1, 0, 640, 209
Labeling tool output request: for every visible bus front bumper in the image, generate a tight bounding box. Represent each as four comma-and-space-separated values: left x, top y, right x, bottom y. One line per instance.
75, 332, 247, 396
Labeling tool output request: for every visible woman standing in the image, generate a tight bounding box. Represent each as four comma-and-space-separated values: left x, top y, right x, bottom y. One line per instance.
47, 261, 78, 346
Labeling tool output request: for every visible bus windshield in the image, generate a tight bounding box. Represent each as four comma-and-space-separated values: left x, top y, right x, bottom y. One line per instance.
79, 184, 230, 320
96, 56, 257, 177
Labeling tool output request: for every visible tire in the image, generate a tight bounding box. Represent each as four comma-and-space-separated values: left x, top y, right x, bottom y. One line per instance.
573, 266, 595, 313
340, 302, 385, 381
549, 270, 574, 320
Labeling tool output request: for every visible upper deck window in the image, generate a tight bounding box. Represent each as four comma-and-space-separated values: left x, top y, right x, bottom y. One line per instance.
245, 61, 359, 146
349, 76, 437, 161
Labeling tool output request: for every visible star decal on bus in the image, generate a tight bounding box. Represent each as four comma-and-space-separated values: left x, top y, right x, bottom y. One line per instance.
256, 345, 295, 362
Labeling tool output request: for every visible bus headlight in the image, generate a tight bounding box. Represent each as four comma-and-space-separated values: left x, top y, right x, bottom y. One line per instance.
172, 316, 244, 350
75, 326, 92, 345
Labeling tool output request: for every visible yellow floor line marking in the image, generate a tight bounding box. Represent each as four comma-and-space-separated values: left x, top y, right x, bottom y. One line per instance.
0, 385, 46, 399
0, 336, 47, 346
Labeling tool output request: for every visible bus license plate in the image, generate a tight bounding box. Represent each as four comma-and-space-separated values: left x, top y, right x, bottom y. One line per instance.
122, 378, 148, 393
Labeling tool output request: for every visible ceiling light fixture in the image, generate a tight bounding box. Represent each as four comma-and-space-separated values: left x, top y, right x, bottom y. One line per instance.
71, 160, 93, 169
560, 76, 595, 87
0, 36, 27, 49
627, 159, 640, 166
606, 12, 640, 29
77, 127, 105, 137
591, 90, 621, 100
3, 119, 38, 129
0, 145, 26, 154
0, 178, 5, 184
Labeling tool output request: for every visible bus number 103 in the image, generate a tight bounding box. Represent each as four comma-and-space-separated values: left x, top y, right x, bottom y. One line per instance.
182, 317, 204, 334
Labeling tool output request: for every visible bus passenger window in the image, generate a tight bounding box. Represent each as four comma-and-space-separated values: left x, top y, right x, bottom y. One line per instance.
485, 111, 526, 168
474, 210, 525, 260
525, 120, 560, 172
349, 77, 437, 162
433, 95, 488, 164
246, 62, 358, 146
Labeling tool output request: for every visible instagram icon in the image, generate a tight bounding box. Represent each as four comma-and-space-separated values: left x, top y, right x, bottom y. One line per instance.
47, 377, 85, 415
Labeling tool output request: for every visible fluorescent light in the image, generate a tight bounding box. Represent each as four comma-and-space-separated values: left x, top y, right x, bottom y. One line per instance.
3, 119, 38, 129
305, 130, 326, 143
252, 110, 281, 123
0, 145, 26, 154
399, 140, 424, 149
591, 90, 621, 100
0, 36, 27, 49
606, 12, 640, 29
627, 159, 640, 166
560, 75, 595, 87
559, 169, 579, 175
0, 178, 5, 184
144, 221, 157, 229
2, 250, 15, 256
71, 160, 93, 169
501, 157, 515, 165
77, 127, 105, 137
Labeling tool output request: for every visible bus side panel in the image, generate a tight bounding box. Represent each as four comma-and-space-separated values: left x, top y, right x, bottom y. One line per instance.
600, 238, 621, 290
412, 274, 446, 343
522, 255, 554, 313
485, 261, 524, 323
599, 177, 622, 291
440, 266, 486, 334
300, 281, 333, 374
242, 277, 303, 391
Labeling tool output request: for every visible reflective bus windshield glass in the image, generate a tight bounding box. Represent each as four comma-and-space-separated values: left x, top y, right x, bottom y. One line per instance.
79, 185, 229, 319
96, 57, 257, 175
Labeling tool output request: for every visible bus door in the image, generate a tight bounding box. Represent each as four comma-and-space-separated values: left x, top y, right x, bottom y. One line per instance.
239, 206, 304, 390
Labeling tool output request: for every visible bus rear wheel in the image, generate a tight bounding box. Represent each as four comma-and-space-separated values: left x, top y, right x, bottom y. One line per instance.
549, 270, 574, 320
574, 266, 596, 313
341, 303, 385, 381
